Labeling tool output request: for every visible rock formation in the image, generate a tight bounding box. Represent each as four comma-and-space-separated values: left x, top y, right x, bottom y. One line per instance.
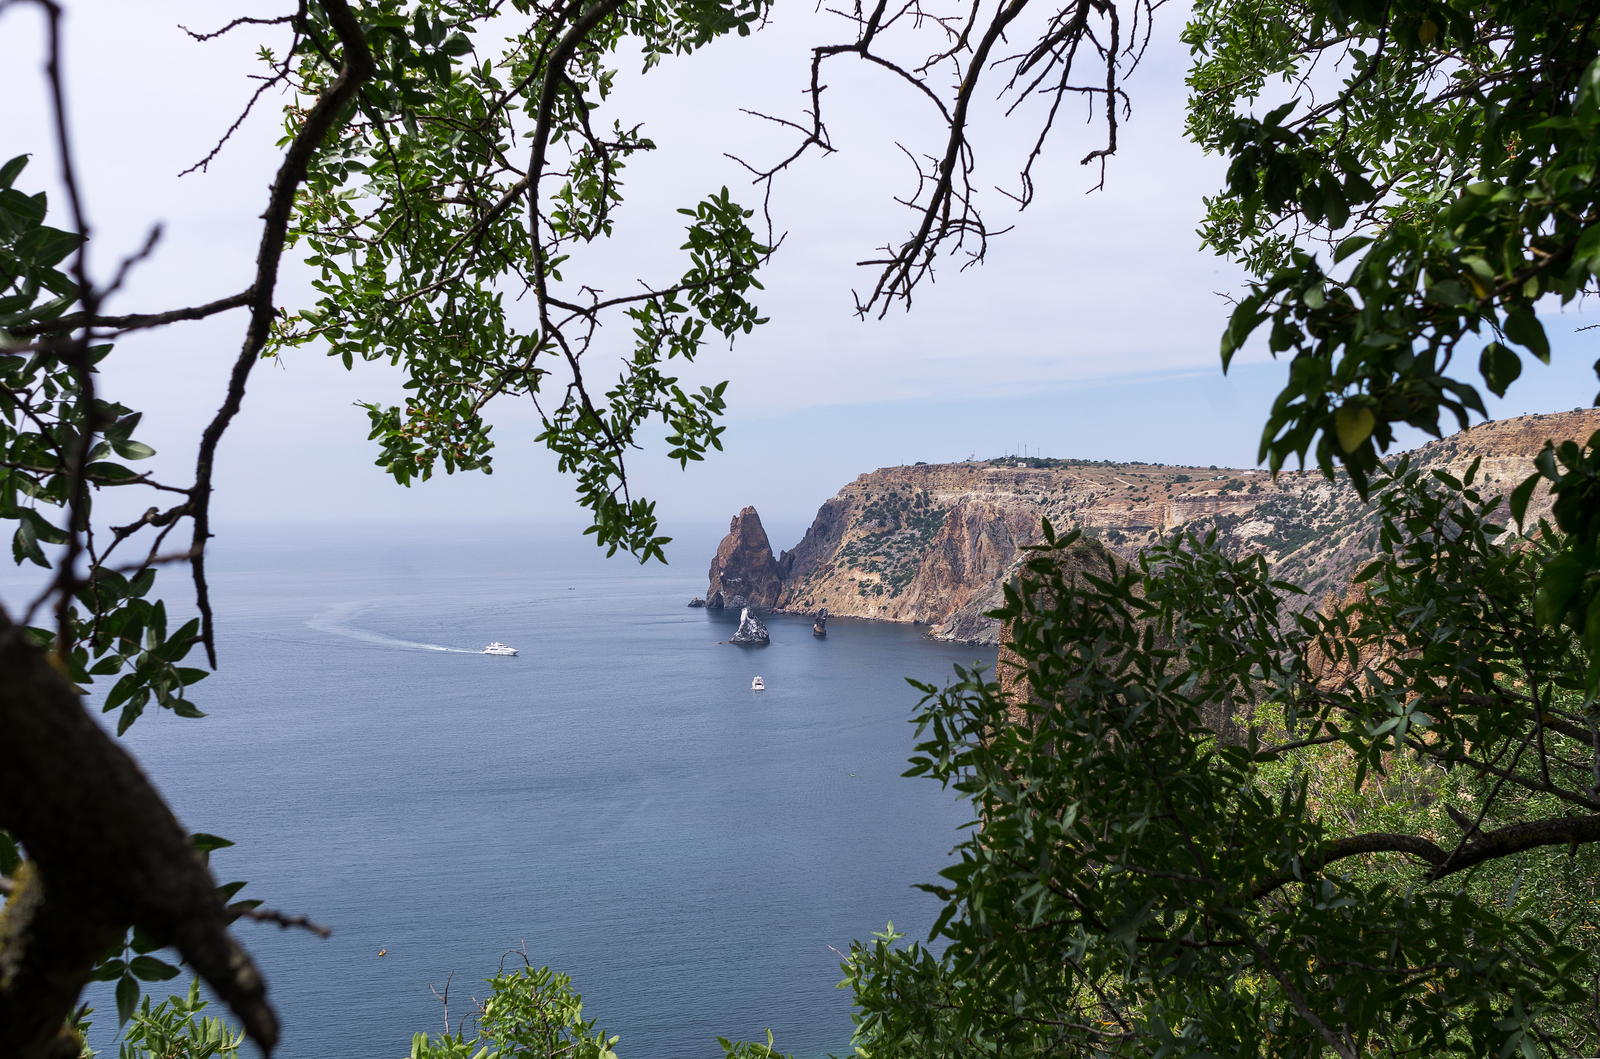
705, 506, 782, 609
720, 409, 1598, 645
813, 607, 827, 636
730, 607, 770, 645
687, 598, 706, 608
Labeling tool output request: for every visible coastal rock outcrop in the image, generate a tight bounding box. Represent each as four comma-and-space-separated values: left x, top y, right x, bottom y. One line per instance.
705, 506, 782, 609
730, 607, 770, 645
738, 408, 1599, 644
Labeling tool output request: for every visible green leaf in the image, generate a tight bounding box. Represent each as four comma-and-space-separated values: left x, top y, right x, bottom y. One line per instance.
1535, 552, 1585, 627
1509, 473, 1540, 530
85, 461, 142, 482
1478, 341, 1521, 398
19, 507, 69, 546
0, 830, 19, 875
175, 666, 210, 686
1334, 235, 1373, 263
90, 958, 127, 982
15, 225, 81, 268
103, 673, 141, 713
0, 187, 46, 224
116, 696, 147, 736
116, 972, 139, 1027
1352, 561, 1384, 583
170, 698, 207, 719
1502, 307, 1550, 364
12, 519, 48, 569
129, 955, 181, 982
191, 833, 234, 854
110, 439, 156, 461
1334, 404, 1375, 453
0, 154, 28, 190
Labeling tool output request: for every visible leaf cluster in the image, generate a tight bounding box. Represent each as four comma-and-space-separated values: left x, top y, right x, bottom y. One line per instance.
116, 978, 244, 1059
1189, 1, 1600, 491
271, 0, 772, 561
844, 460, 1600, 1058
0, 156, 201, 731
407, 963, 791, 1059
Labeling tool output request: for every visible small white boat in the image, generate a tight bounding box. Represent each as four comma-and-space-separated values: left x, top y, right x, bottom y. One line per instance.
483, 642, 518, 656
751, 676, 765, 691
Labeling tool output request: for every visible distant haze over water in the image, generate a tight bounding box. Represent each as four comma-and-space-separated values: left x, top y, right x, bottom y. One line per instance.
44, 523, 994, 1058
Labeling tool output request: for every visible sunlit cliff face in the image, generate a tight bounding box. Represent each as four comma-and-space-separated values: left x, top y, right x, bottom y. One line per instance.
703, 410, 1599, 645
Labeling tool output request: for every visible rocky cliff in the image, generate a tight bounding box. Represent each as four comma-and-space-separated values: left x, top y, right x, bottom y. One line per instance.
705, 506, 783, 609
750, 409, 1599, 643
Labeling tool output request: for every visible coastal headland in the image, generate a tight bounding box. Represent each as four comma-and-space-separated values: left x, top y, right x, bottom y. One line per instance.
702, 409, 1600, 644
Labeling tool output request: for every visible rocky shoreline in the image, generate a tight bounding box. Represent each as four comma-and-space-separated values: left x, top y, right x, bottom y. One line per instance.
696, 410, 1599, 645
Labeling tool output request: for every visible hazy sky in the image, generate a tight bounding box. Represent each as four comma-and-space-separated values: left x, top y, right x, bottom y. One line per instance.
3, 1, 1594, 560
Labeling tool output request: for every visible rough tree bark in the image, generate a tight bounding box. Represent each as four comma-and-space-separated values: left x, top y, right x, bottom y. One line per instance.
0, 606, 276, 1058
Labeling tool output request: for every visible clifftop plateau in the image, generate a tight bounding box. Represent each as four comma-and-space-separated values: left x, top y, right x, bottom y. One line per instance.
703, 409, 1599, 644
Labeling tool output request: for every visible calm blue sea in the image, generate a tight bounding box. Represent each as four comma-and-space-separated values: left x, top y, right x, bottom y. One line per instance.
49, 523, 995, 1059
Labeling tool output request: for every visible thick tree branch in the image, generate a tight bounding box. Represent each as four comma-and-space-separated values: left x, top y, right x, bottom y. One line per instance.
1425, 813, 1600, 881
1251, 814, 1600, 899
0, 608, 276, 1058
3, 289, 254, 338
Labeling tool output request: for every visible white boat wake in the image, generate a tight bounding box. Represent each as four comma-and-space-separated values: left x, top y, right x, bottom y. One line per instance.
306, 601, 479, 653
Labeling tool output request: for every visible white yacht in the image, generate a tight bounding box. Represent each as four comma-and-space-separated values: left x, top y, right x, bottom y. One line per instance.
483, 642, 519, 656
751, 676, 765, 691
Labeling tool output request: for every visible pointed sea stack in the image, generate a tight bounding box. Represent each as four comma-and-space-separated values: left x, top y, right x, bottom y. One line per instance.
705, 507, 782, 609
813, 607, 827, 636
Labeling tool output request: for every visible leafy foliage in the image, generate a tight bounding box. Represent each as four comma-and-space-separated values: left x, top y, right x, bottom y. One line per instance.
1515, 428, 1600, 694
0, 155, 202, 734
406, 963, 790, 1059
844, 460, 1599, 1057
117, 979, 244, 1059
1188, 1, 1599, 488
271, 0, 771, 561
3, 0, 774, 1043
1187, 0, 1600, 724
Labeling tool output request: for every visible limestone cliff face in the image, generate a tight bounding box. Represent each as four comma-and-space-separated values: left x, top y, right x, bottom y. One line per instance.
764, 409, 1599, 643
706, 506, 783, 609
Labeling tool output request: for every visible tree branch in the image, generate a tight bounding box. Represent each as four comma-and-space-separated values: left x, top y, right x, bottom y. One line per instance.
188, 0, 376, 668
0, 607, 276, 1057
3, 289, 255, 339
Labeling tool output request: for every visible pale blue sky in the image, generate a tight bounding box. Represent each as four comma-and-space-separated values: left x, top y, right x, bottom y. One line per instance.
3, 1, 1594, 564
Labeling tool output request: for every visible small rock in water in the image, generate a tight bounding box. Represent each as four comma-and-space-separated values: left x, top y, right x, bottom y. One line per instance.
730, 607, 770, 645
688, 597, 707, 608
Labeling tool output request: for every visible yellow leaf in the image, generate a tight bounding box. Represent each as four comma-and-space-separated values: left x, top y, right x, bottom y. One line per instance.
1419, 19, 1438, 45
1334, 404, 1376, 453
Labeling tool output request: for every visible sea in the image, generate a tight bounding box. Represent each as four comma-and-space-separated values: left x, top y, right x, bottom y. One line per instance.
39, 523, 997, 1059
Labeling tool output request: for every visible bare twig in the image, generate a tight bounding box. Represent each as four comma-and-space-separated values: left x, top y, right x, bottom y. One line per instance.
430, 970, 455, 1035
236, 906, 333, 938
189, 0, 376, 669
